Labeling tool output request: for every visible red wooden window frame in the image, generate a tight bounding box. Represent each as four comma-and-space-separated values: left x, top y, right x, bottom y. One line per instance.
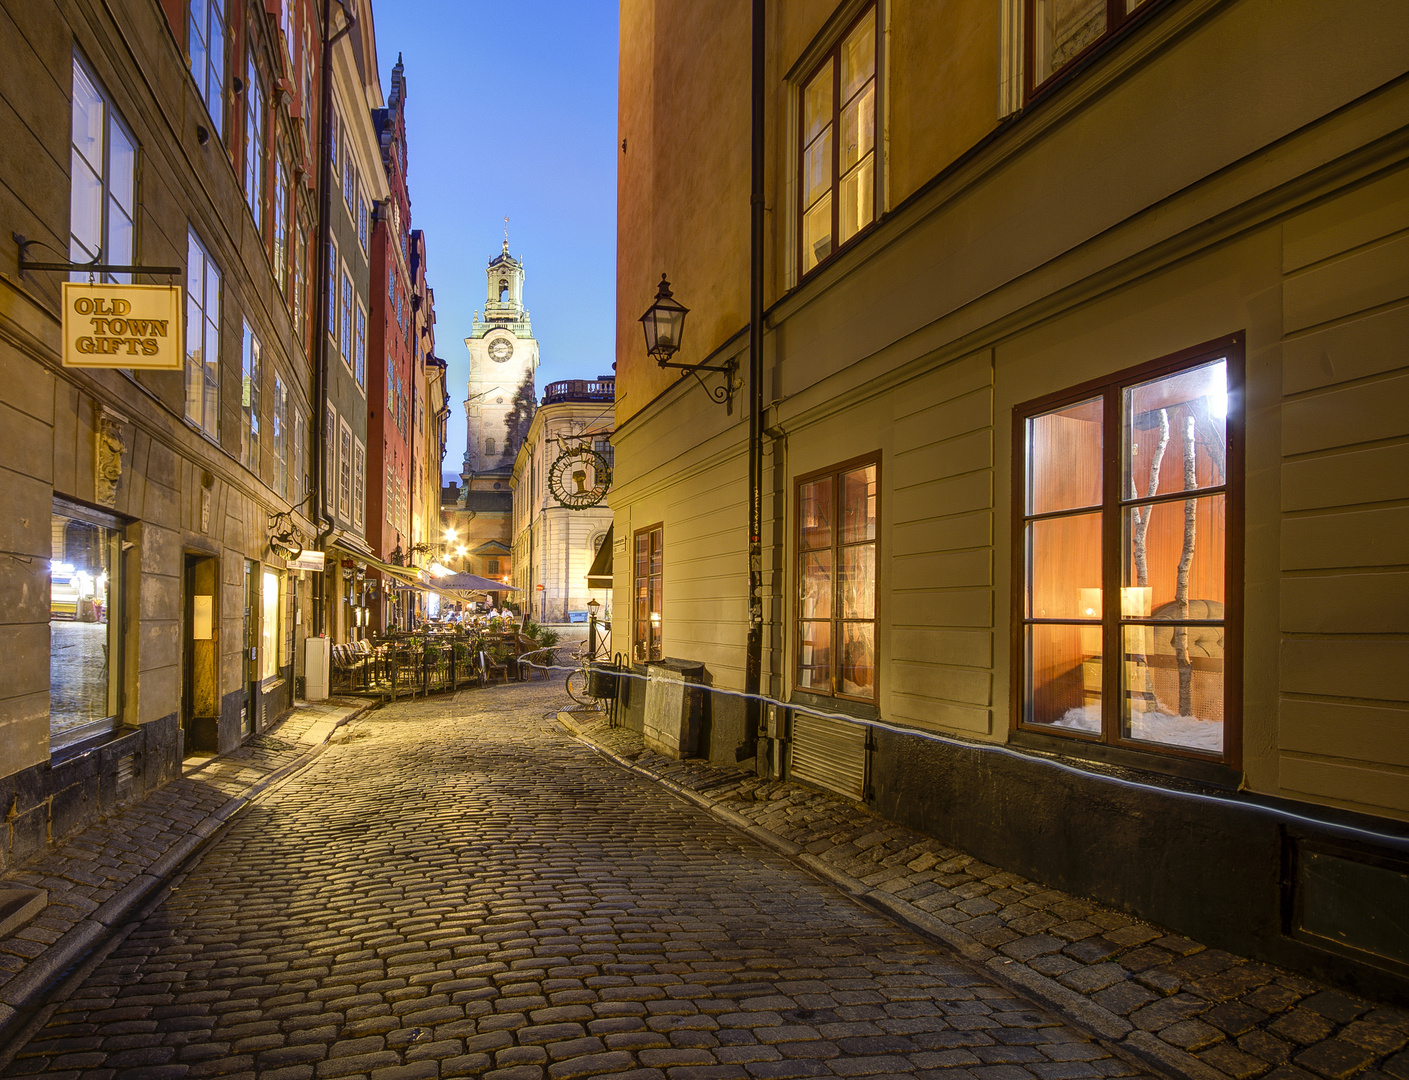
794, 453, 882, 704
1011, 334, 1244, 769
633, 523, 664, 664
1024, 0, 1169, 101
797, 3, 879, 280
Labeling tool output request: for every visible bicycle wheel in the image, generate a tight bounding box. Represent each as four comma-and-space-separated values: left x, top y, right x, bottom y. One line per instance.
565, 667, 593, 706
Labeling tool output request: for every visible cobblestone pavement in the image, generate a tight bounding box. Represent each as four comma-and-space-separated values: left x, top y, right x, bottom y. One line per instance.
3, 683, 1158, 1080
0, 700, 371, 1032
559, 707, 1409, 1080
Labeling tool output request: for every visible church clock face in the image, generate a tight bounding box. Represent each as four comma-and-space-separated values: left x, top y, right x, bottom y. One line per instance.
488, 338, 514, 363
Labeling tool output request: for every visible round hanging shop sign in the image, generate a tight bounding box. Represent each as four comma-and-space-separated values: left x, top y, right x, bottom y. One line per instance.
547, 445, 612, 509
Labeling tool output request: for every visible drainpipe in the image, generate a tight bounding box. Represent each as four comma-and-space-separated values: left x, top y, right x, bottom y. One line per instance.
311, 0, 355, 636
743, 0, 765, 760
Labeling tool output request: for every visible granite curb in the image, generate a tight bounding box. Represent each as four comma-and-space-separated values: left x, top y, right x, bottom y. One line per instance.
557, 710, 1409, 1080
0, 698, 376, 1043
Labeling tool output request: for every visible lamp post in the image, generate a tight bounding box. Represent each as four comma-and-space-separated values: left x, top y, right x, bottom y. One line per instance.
587, 596, 601, 659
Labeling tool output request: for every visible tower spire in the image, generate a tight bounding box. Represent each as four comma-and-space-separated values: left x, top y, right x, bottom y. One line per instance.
502, 215, 509, 254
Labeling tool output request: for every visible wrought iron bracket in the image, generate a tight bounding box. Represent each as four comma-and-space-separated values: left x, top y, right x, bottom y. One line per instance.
658, 356, 738, 413
13, 233, 181, 278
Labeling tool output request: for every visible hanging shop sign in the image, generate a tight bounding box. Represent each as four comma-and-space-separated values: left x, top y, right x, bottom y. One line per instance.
286, 549, 326, 573
547, 443, 613, 509
62, 283, 183, 370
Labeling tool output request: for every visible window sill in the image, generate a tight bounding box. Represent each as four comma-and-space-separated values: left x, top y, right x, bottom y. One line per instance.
787, 689, 879, 722
1009, 728, 1242, 789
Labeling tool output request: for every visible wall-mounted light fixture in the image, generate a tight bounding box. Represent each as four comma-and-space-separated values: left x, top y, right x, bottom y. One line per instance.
640, 273, 736, 411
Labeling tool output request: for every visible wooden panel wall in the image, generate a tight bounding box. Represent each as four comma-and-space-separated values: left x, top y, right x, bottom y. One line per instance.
1278, 165, 1409, 815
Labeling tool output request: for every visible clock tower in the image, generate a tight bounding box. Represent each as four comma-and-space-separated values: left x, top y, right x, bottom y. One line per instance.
462, 238, 540, 488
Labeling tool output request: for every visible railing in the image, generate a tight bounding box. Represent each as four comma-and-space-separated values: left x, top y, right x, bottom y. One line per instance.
542, 379, 615, 404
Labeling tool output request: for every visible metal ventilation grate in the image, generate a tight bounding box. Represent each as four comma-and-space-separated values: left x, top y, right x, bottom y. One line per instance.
116, 754, 134, 786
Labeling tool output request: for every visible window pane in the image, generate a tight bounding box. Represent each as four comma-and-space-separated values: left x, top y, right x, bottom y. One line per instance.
1122, 495, 1225, 619
799, 549, 832, 621
1027, 511, 1101, 620
107, 199, 132, 273
1027, 396, 1102, 514
839, 152, 874, 244
185, 293, 203, 421
841, 545, 874, 620
109, 119, 135, 211
840, 11, 875, 103
841, 465, 876, 542
799, 478, 832, 550
50, 513, 119, 748
1122, 624, 1223, 754
1124, 359, 1227, 499
802, 192, 832, 273
209, 15, 225, 138
803, 124, 832, 211
1034, 0, 1107, 84
840, 622, 874, 697
803, 62, 832, 146
798, 620, 831, 692
72, 63, 104, 170
70, 153, 103, 258
1025, 623, 1101, 730
840, 81, 874, 174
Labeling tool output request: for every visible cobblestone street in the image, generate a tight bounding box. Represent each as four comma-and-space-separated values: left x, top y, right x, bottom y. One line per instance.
1, 685, 1154, 1080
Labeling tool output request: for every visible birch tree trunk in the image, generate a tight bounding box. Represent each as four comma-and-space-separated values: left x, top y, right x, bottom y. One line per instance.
1173, 412, 1197, 716
1130, 409, 1170, 706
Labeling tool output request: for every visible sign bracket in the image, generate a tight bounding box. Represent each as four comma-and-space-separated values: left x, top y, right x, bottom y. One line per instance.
13, 233, 181, 278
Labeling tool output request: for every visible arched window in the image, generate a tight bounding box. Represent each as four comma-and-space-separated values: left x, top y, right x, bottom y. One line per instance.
498, 279, 508, 302
485, 437, 496, 455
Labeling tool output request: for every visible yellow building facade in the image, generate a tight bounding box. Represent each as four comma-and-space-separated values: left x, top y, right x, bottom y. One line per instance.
613, 0, 1409, 996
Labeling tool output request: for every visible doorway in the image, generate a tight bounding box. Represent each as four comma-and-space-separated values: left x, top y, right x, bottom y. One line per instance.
243, 560, 258, 736
182, 554, 220, 754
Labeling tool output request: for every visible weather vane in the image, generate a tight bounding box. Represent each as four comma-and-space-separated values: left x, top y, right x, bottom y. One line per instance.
503, 215, 509, 245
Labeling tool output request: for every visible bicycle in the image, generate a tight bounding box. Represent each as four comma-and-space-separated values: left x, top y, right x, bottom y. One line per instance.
564, 620, 612, 706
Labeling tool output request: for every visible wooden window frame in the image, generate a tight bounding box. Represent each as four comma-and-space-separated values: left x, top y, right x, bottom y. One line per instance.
632, 523, 664, 664
1023, 0, 1169, 103
796, 3, 879, 281
240, 319, 262, 475
1010, 333, 1245, 771
793, 452, 882, 704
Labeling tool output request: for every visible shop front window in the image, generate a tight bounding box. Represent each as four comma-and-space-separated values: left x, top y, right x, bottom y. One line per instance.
50, 502, 123, 751
261, 568, 281, 680
1016, 337, 1242, 765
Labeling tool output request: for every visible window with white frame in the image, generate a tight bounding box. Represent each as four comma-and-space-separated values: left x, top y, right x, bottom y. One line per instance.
354, 300, 366, 388
241, 320, 261, 474
272, 374, 287, 497
244, 54, 265, 230
324, 403, 336, 514
185, 229, 221, 437
342, 130, 356, 211
353, 438, 365, 531
294, 407, 307, 501
188, 0, 226, 140
340, 267, 353, 364
338, 419, 353, 520
272, 153, 288, 293
327, 238, 338, 338
357, 194, 368, 251
70, 54, 136, 284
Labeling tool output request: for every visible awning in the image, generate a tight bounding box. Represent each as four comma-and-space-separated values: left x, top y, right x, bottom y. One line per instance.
435, 572, 521, 592
328, 543, 425, 588
587, 523, 613, 590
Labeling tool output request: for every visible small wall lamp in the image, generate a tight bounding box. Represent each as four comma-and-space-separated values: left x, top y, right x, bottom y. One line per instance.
639, 273, 736, 411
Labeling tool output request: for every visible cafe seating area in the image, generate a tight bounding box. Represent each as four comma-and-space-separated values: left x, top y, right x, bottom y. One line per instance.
329, 618, 556, 700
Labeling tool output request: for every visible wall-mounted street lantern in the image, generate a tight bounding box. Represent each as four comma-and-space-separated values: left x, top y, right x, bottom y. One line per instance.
640, 273, 736, 411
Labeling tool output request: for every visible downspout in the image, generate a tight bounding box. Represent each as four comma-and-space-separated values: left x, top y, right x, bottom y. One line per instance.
743, 0, 766, 761
311, 0, 356, 635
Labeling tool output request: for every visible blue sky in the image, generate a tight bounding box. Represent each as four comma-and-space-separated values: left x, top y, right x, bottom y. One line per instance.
370, 1, 619, 483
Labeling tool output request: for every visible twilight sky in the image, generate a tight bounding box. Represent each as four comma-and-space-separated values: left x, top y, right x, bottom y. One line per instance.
370, 1, 620, 484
